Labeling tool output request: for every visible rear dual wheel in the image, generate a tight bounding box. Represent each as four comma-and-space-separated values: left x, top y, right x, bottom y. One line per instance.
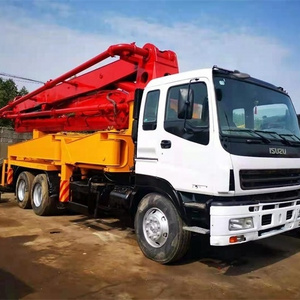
16, 171, 58, 216
16, 171, 34, 209
31, 174, 58, 216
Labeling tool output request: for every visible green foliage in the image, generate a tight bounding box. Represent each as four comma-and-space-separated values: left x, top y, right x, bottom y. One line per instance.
233, 112, 269, 129
254, 118, 263, 129
0, 78, 28, 127
233, 113, 245, 127
18, 86, 29, 97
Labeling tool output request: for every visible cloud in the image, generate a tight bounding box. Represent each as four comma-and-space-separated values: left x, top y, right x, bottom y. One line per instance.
104, 15, 293, 82
0, 5, 118, 89
104, 16, 300, 111
33, 0, 73, 18
0, 5, 299, 111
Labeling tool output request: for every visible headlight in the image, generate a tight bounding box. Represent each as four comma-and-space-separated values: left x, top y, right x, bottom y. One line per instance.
229, 217, 254, 231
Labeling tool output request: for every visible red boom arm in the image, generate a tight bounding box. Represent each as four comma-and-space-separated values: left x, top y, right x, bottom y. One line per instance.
0, 43, 179, 132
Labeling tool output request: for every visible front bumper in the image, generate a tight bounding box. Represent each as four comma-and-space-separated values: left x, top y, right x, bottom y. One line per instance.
210, 198, 300, 246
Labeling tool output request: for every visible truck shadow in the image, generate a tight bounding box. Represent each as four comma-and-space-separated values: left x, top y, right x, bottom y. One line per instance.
0, 235, 38, 299
0, 196, 11, 204
0, 233, 115, 299
180, 230, 300, 275
69, 212, 300, 275
0, 268, 34, 299
69, 212, 134, 232
4, 193, 298, 277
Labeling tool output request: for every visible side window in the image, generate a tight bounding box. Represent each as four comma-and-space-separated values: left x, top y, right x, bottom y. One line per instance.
164, 82, 209, 145
143, 90, 160, 131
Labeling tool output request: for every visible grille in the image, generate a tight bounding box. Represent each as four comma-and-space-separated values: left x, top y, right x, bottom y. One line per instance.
258, 225, 284, 236
240, 169, 300, 190
286, 210, 293, 220
262, 214, 272, 226
279, 202, 293, 208
262, 204, 275, 210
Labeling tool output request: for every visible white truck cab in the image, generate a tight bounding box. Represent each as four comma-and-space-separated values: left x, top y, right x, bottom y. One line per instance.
135, 66, 300, 251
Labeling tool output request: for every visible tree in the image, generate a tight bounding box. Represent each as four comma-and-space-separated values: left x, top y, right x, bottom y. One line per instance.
0, 78, 28, 127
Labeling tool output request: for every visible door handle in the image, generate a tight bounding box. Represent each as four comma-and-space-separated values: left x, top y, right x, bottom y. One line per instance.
161, 140, 172, 149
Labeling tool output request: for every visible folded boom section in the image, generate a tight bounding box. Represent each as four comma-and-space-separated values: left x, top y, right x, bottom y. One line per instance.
0, 43, 179, 133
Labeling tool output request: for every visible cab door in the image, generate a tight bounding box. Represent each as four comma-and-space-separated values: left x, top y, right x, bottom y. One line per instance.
156, 79, 215, 194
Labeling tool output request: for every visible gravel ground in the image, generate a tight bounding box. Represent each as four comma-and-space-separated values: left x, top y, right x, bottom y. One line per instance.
1, 192, 300, 299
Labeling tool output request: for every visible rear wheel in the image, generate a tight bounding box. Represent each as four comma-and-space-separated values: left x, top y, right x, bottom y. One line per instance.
134, 193, 191, 264
16, 171, 34, 209
31, 174, 57, 216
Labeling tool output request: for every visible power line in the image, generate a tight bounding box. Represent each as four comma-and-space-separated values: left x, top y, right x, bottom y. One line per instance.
0, 78, 41, 85
0, 72, 44, 84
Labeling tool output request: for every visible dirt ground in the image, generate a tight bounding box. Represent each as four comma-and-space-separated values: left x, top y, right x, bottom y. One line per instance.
1, 193, 300, 299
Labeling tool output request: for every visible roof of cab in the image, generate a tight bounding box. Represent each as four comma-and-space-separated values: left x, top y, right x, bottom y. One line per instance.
146, 68, 213, 88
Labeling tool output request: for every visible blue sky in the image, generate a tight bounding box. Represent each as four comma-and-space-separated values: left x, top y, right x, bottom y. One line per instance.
1, 0, 300, 110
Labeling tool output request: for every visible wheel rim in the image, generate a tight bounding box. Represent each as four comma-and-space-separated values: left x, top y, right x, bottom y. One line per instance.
33, 183, 42, 207
17, 180, 26, 202
143, 207, 169, 248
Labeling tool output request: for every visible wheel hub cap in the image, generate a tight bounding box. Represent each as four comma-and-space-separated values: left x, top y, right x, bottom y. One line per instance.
17, 180, 26, 202
33, 183, 42, 207
143, 208, 169, 248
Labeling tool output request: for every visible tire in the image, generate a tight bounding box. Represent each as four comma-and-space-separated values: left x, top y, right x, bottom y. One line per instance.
31, 174, 57, 216
16, 171, 35, 209
134, 193, 191, 264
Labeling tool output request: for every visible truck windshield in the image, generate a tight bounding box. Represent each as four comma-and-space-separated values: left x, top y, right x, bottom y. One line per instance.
213, 75, 300, 144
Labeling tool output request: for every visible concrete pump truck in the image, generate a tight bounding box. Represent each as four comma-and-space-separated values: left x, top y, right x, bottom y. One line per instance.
1, 42, 300, 264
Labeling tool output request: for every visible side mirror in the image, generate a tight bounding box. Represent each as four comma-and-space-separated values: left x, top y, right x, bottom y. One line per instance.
178, 88, 194, 119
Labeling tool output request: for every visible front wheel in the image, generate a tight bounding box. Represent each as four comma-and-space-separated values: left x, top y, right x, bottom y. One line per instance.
31, 174, 57, 216
134, 193, 191, 264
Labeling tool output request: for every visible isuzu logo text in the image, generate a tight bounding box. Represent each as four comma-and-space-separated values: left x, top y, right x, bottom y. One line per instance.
269, 148, 287, 155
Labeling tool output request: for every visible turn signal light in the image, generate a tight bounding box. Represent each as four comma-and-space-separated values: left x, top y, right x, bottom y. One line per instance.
229, 235, 245, 243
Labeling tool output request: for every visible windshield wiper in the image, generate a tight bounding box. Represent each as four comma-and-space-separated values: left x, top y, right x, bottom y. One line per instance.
278, 133, 300, 145
224, 128, 271, 144
223, 128, 300, 146
252, 129, 291, 145
249, 129, 271, 144
254, 130, 300, 146
276, 134, 292, 145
